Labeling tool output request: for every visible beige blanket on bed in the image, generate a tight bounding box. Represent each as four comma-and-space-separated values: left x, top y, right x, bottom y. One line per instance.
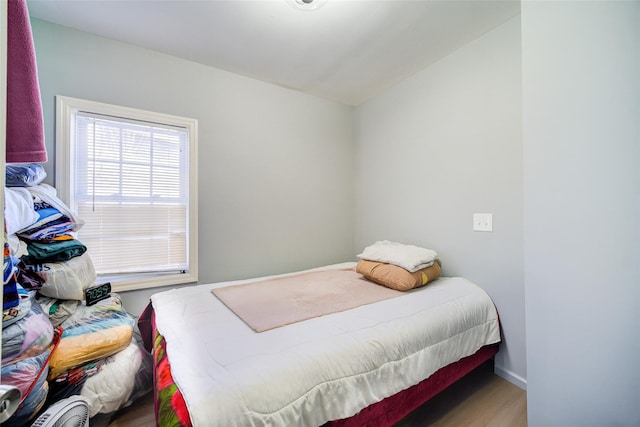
211, 268, 403, 332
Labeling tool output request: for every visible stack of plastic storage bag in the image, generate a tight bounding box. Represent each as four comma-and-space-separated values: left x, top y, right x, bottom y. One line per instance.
45, 293, 153, 422
1, 290, 55, 427
2, 164, 152, 426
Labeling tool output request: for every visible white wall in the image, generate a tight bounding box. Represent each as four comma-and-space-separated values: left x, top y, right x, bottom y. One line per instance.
28, 4, 640, 421
354, 17, 525, 386
522, 1, 640, 425
32, 11, 530, 392
31, 19, 356, 316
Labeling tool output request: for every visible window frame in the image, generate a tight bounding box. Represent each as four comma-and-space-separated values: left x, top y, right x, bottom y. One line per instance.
55, 95, 198, 292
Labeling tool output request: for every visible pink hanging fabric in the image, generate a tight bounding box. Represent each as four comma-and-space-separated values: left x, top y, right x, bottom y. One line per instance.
6, 0, 48, 163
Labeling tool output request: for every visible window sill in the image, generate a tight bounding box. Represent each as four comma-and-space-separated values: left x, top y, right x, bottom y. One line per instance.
103, 272, 198, 293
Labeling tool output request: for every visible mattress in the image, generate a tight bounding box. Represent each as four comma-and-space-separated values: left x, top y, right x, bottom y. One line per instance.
149, 263, 501, 426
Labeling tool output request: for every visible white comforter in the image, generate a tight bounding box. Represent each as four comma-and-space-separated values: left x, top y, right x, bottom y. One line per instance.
151, 263, 500, 427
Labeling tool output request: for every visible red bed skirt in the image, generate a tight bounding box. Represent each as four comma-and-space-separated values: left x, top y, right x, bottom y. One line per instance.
139, 304, 499, 427
324, 343, 499, 427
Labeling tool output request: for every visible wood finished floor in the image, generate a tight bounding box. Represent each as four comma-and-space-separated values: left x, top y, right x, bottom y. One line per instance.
107, 366, 526, 427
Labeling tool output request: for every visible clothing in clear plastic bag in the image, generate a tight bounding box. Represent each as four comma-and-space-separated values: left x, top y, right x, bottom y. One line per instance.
48, 293, 135, 379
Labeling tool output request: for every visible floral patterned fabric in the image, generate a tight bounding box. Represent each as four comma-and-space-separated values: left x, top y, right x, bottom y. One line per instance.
153, 326, 192, 427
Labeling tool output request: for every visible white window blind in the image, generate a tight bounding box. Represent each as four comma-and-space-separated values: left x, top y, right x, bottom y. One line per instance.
75, 113, 189, 276
56, 96, 198, 291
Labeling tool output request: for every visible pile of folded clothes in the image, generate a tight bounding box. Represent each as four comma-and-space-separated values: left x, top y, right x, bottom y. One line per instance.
2, 163, 152, 426
355, 240, 442, 291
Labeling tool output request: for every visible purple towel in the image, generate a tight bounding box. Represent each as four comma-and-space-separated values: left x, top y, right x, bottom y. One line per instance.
6, 0, 48, 163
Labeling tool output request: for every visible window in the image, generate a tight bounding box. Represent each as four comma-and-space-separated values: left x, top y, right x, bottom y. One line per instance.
56, 96, 198, 291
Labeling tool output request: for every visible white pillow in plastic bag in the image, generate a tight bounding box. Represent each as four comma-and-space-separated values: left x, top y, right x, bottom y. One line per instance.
80, 341, 142, 417
30, 253, 96, 300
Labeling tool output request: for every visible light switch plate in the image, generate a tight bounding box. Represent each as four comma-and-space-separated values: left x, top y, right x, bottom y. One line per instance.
473, 213, 493, 232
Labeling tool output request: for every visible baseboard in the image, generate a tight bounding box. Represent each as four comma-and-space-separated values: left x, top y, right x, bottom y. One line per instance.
494, 366, 527, 390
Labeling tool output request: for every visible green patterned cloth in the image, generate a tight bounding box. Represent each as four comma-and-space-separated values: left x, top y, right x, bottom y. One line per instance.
22, 239, 86, 264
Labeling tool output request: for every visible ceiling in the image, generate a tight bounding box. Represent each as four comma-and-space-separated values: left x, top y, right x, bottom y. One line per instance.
27, 0, 520, 106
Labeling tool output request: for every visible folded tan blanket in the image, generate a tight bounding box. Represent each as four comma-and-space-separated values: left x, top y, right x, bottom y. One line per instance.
356, 259, 441, 291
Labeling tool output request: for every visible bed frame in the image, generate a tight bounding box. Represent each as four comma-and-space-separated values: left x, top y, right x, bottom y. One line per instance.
139, 306, 499, 427
325, 343, 498, 426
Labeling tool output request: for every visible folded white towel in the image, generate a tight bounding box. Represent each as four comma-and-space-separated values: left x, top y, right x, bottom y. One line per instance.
357, 241, 438, 273
4, 187, 39, 235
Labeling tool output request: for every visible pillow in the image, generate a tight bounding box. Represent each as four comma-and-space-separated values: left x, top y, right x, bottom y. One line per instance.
356, 259, 441, 291
30, 253, 96, 301
357, 240, 438, 272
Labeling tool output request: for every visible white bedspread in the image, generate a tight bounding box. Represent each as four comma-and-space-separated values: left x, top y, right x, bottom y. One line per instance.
151, 263, 501, 427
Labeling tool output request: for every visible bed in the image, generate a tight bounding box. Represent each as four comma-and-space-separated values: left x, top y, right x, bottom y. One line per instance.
138, 262, 501, 426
